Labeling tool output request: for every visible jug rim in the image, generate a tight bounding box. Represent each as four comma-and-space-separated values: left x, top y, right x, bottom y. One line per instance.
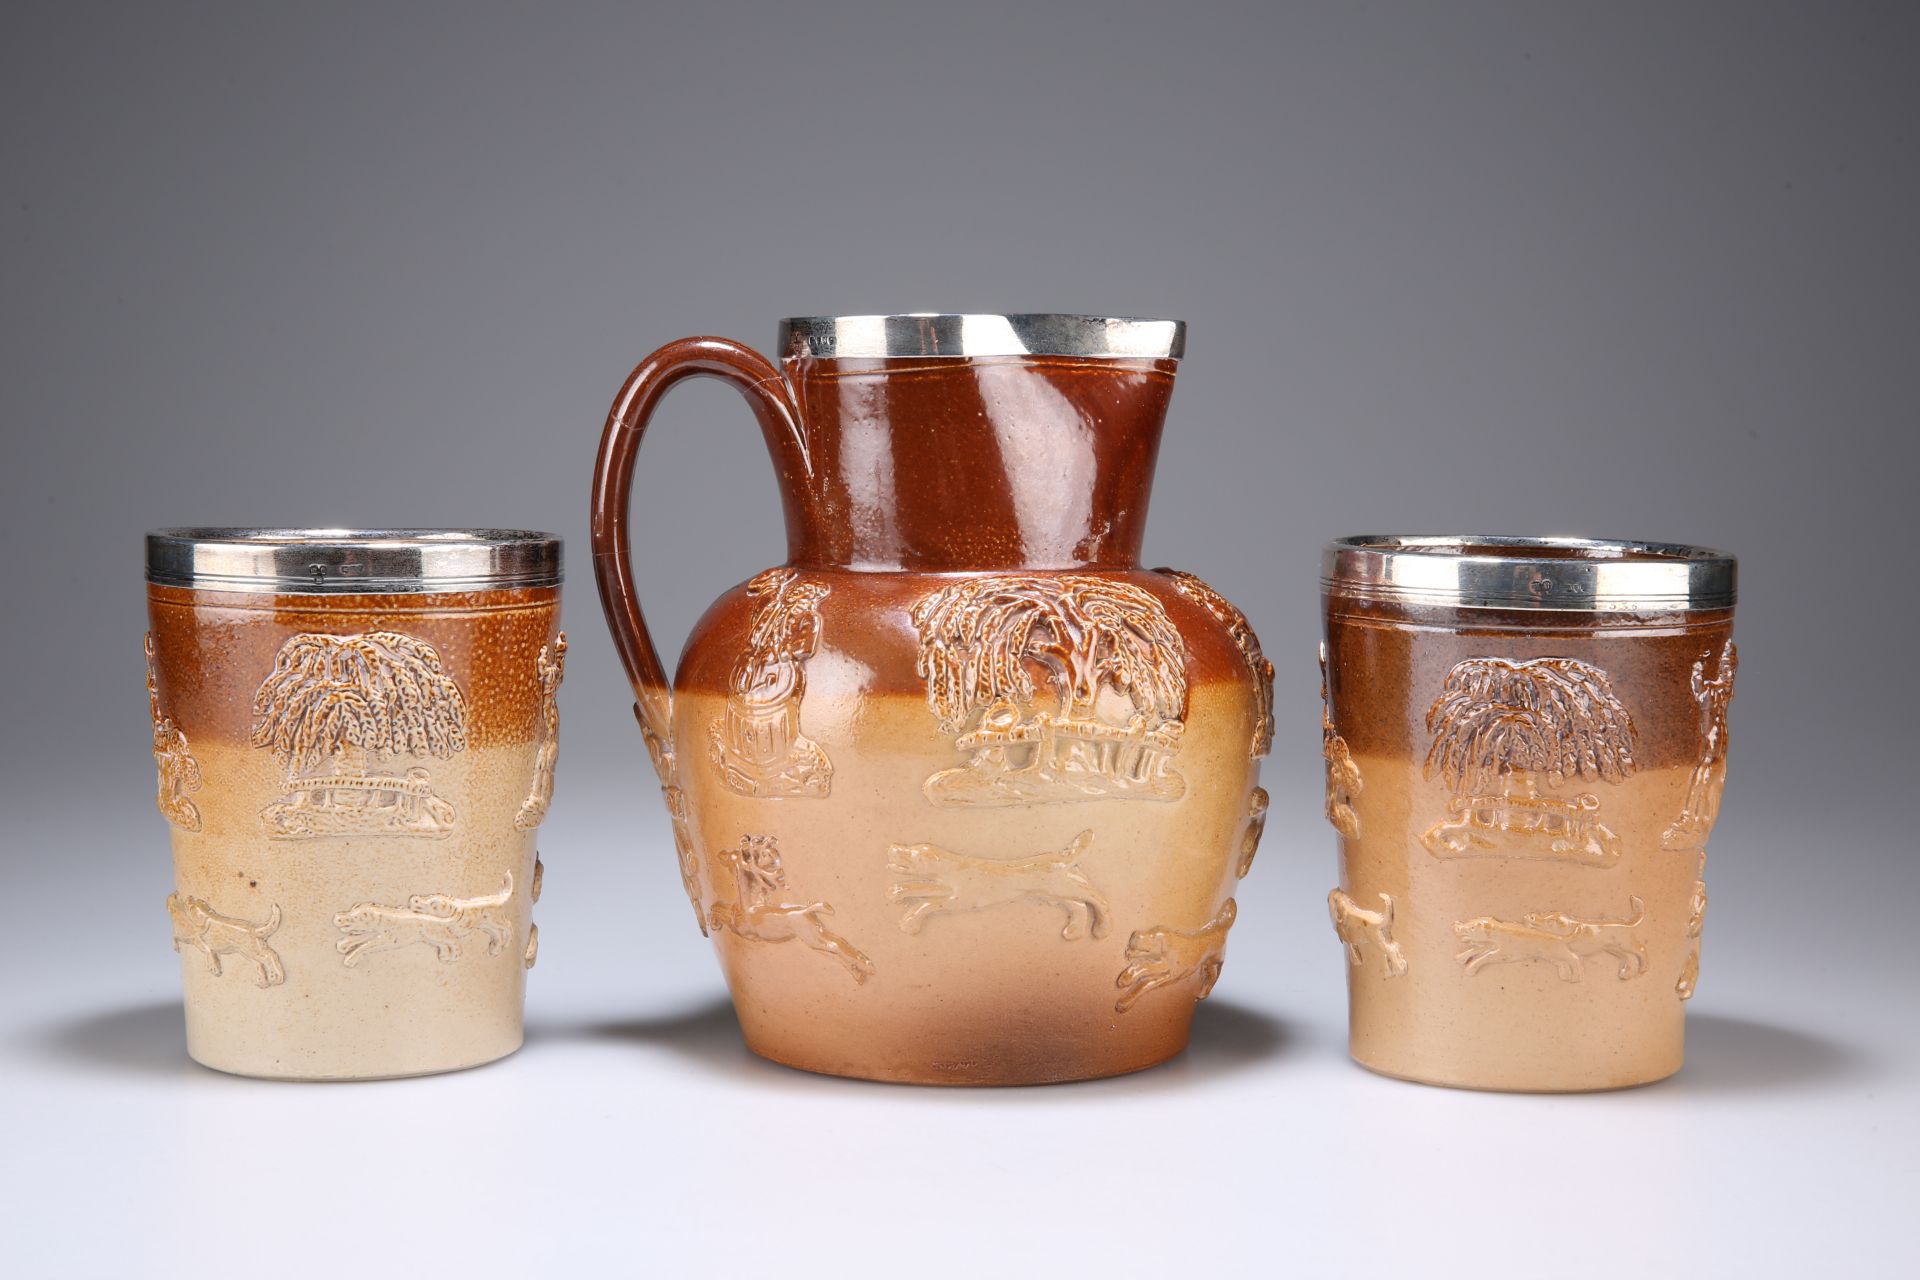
146, 528, 562, 594
779, 313, 1184, 360
1321, 534, 1736, 612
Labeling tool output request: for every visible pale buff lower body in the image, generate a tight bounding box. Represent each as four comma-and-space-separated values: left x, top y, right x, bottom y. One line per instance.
672, 682, 1261, 1085
1336, 753, 1708, 1092
169, 740, 538, 1080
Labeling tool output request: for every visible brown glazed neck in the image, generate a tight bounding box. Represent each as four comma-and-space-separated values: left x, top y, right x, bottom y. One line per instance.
780, 354, 1176, 571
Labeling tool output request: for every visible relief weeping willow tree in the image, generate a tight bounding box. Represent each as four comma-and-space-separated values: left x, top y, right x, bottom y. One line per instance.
707, 835, 874, 984
1421, 656, 1637, 866
912, 575, 1189, 805
250, 631, 469, 838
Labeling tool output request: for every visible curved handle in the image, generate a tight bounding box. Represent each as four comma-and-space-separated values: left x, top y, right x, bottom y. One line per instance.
590, 336, 810, 767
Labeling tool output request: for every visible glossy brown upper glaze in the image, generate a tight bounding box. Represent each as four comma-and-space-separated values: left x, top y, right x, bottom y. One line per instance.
148, 584, 561, 747
1323, 596, 1736, 773
784, 355, 1174, 572
678, 568, 1256, 702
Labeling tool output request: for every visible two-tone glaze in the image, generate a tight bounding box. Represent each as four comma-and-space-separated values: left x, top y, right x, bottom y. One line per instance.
1321, 535, 1737, 1092
145, 530, 562, 1080
593, 316, 1269, 1084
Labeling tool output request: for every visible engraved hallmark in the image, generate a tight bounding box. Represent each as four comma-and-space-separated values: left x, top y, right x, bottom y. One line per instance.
515, 633, 568, 829
1115, 899, 1236, 1013
914, 575, 1189, 806
1328, 889, 1407, 977
708, 835, 873, 983
334, 873, 515, 966
1453, 898, 1648, 982
709, 569, 833, 798
1422, 657, 1637, 867
168, 893, 285, 988
250, 631, 469, 839
886, 829, 1110, 940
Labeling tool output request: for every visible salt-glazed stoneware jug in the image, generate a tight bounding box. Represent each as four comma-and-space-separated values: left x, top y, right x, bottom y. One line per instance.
591, 314, 1274, 1084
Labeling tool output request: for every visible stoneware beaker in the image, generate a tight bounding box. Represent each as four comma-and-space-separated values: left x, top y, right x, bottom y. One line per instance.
1320, 535, 1736, 1091
591, 314, 1273, 1084
146, 529, 564, 1079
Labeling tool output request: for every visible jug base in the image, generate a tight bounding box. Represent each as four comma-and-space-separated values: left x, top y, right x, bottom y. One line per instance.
743, 1031, 1190, 1087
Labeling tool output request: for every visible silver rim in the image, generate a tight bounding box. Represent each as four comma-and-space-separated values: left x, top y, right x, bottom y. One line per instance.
778, 313, 1184, 360
1322, 535, 1736, 612
146, 528, 563, 594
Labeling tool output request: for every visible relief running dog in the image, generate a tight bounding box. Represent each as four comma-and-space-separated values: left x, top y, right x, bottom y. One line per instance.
1453, 896, 1647, 982
1328, 888, 1408, 977
334, 872, 515, 967
886, 829, 1110, 940
1114, 898, 1237, 1013
167, 893, 286, 988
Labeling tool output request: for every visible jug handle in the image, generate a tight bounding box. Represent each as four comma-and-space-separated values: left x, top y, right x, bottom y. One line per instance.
590, 336, 810, 763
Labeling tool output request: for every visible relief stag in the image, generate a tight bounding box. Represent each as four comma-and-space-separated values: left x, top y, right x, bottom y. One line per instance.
708, 835, 874, 984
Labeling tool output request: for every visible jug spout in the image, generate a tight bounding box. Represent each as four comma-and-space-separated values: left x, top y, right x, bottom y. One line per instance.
778, 314, 1184, 572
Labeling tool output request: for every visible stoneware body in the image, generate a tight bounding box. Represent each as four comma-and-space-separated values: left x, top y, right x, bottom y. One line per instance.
145, 530, 564, 1080
593, 316, 1273, 1084
1320, 536, 1737, 1091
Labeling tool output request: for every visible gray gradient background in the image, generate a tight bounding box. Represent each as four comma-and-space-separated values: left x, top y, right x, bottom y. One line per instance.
2, 2, 1914, 1275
